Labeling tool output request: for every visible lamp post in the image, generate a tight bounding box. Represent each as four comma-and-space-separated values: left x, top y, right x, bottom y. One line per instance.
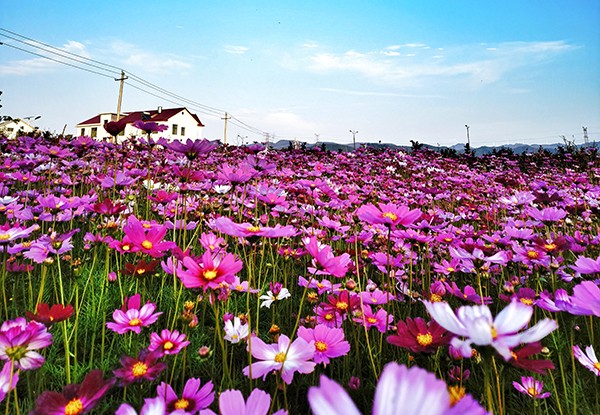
349, 129, 358, 150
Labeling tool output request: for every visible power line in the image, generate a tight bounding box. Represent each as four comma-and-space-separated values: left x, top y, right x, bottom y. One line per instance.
0, 27, 267, 137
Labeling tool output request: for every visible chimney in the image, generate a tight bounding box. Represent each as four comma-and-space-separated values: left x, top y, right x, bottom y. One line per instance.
157, 106, 162, 114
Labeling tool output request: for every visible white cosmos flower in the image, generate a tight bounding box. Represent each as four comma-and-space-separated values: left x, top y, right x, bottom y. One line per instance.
259, 288, 291, 308
223, 317, 249, 344
424, 300, 558, 360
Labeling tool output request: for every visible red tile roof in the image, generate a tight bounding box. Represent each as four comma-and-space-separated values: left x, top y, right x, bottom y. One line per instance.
77, 107, 204, 127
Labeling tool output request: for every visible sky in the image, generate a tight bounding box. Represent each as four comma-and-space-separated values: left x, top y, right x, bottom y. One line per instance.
1, 0, 599, 147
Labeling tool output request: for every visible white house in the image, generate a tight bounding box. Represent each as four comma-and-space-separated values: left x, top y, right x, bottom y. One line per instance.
0, 119, 37, 139
75, 107, 205, 142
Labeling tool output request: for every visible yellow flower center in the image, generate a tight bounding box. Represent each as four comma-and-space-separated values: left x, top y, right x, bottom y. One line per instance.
593, 362, 600, 371
448, 385, 465, 406
527, 387, 537, 396
416, 332, 433, 346
544, 243, 557, 251
131, 362, 148, 377
142, 240, 153, 250
519, 298, 534, 305
446, 267, 455, 272
430, 293, 443, 302
491, 325, 498, 339
136, 268, 146, 275
163, 341, 174, 350
367, 317, 378, 324
246, 226, 261, 233
0, 233, 10, 241
64, 398, 84, 415
382, 212, 397, 222
274, 352, 286, 363
122, 244, 131, 251
129, 318, 142, 326
315, 341, 328, 352
174, 399, 189, 410
335, 301, 348, 311
324, 313, 334, 321
203, 269, 218, 280
443, 237, 453, 242
526, 250, 539, 259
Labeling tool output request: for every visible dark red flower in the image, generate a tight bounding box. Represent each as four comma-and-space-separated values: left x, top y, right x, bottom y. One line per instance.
103, 120, 125, 137
121, 259, 160, 277
508, 342, 555, 374
88, 198, 127, 215
113, 349, 167, 386
30, 369, 115, 415
387, 317, 450, 353
26, 303, 74, 327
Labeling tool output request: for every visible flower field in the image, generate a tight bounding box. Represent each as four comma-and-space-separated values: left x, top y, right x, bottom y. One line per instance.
0, 129, 599, 414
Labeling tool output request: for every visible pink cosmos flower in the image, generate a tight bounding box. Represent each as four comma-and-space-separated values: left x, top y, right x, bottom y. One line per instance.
177, 250, 243, 291
356, 305, 393, 333
571, 255, 600, 274
526, 206, 568, 223
309, 362, 489, 415
242, 334, 316, 384
113, 349, 167, 386
116, 396, 165, 415
572, 345, 600, 376
297, 325, 350, 364
356, 202, 421, 228
424, 300, 558, 360
213, 216, 298, 238
199, 388, 287, 415
149, 329, 190, 356
0, 362, 18, 404
0, 317, 52, 370
157, 377, 215, 414
512, 376, 551, 399
106, 294, 162, 335
121, 215, 176, 258
304, 236, 352, 278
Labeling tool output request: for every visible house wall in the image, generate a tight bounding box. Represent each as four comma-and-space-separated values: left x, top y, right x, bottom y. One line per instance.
0, 120, 35, 139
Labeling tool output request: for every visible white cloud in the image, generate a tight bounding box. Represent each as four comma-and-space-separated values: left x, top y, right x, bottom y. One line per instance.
106, 41, 192, 74
224, 45, 249, 54
317, 87, 444, 98
303, 40, 577, 86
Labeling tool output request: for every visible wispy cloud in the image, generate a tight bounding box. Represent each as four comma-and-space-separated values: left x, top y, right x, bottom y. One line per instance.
317, 87, 444, 98
106, 40, 192, 74
0, 40, 91, 76
223, 45, 249, 54
301, 40, 578, 86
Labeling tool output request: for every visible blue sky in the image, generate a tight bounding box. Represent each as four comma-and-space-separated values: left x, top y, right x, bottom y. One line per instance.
1, 0, 599, 146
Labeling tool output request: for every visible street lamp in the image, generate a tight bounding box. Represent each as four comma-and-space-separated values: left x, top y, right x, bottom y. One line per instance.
349, 130, 358, 150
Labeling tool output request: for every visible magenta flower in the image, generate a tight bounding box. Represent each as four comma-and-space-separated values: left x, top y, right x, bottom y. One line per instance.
308, 362, 489, 415
573, 345, 600, 376
199, 388, 287, 415
113, 349, 167, 386
526, 206, 567, 223
242, 334, 316, 384
569, 281, 600, 317
512, 376, 551, 399
168, 138, 219, 160
0, 317, 52, 370
571, 255, 600, 274
29, 369, 115, 415
106, 294, 162, 335
149, 329, 190, 356
357, 305, 393, 333
133, 120, 169, 134
157, 377, 215, 413
424, 300, 558, 360
213, 216, 298, 238
178, 250, 243, 291
356, 202, 421, 228
122, 215, 176, 258
297, 325, 350, 364
387, 317, 450, 353
304, 236, 352, 278
0, 362, 18, 404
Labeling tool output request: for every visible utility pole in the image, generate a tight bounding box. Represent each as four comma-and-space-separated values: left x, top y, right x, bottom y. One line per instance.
314, 133, 320, 144
583, 126, 589, 145
465, 125, 470, 147
349, 130, 358, 150
221, 112, 231, 145
115, 70, 127, 121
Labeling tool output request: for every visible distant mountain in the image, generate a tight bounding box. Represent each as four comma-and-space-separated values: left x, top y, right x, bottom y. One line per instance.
271, 140, 596, 155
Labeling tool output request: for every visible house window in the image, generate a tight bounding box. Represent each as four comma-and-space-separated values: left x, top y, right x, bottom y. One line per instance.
181, 127, 186, 136
172, 124, 178, 135
91, 127, 97, 138
81, 128, 85, 136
